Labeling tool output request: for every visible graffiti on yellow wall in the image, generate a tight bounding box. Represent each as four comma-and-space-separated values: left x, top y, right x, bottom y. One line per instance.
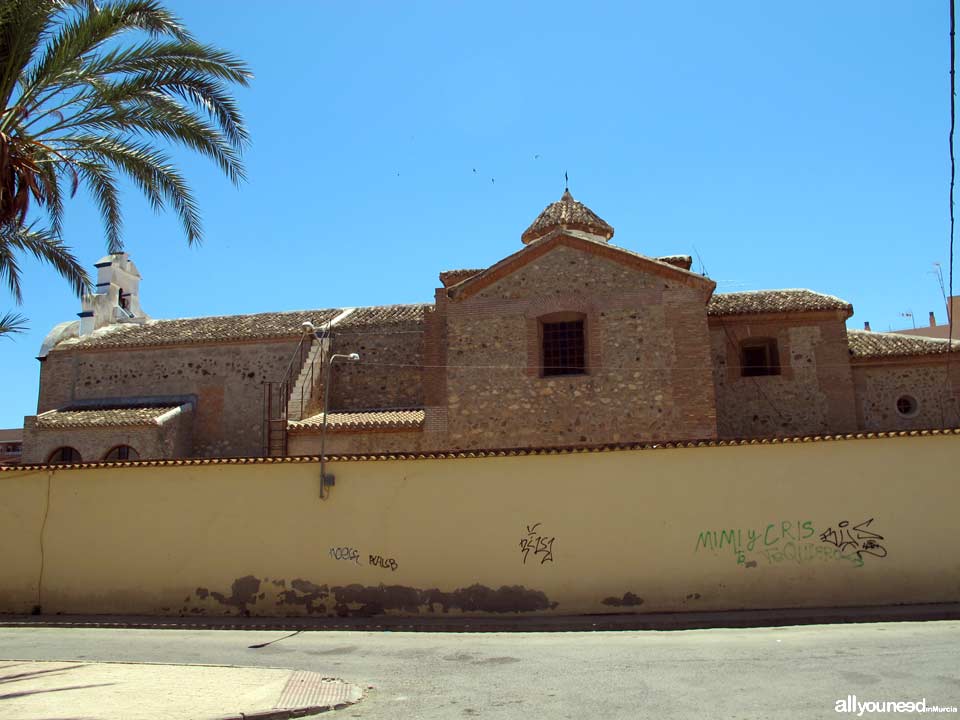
694, 518, 887, 568
520, 522, 555, 565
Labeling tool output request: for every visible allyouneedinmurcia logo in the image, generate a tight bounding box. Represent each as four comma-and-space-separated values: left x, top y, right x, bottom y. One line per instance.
836, 695, 958, 715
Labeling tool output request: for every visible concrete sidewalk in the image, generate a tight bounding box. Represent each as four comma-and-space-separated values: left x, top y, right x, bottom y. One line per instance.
0, 660, 363, 720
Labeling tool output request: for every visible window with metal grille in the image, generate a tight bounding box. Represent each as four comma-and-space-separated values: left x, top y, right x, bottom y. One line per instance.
740, 338, 780, 377
542, 319, 586, 376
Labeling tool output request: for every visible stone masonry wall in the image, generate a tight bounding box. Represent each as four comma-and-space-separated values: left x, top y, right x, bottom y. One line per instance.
710, 315, 858, 439
36, 340, 299, 457
852, 361, 960, 431
325, 321, 425, 413
21, 407, 193, 464
443, 244, 717, 450
287, 429, 433, 456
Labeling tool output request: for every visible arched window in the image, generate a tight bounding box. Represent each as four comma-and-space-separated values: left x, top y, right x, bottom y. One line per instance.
540, 312, 587, 377
48, 447, 81, 464
740, 338, 780, 377
103, 445, 139, 462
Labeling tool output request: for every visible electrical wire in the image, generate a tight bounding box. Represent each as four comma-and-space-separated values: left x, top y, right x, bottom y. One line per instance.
951, 0, 956, 351
327, 357, 944, 372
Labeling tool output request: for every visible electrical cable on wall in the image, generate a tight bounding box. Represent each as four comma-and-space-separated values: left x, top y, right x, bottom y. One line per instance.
951, 0, 956, 349
35, 470, 53, 615
946, 0, 956, 426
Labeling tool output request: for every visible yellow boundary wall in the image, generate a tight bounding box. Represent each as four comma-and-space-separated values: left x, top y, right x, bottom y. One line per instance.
1, 433, 958, 617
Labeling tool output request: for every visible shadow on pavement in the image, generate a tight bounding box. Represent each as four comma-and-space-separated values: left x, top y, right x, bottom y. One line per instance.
0, 682, 116, 701
0, 664, 87, 684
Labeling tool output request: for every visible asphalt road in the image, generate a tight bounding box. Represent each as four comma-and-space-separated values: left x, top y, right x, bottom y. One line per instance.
1, 622, 958, 719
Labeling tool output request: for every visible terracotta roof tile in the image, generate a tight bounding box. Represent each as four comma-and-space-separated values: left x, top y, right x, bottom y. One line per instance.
337, 304, 427, 328
53, 304, 429, 351
708, 289, 853, 317
36, 405, 183, 429
439, 269, 484, 288
521, 190, 614, 244
847, 329, 959, 359
656, 255, 693, 270
289, 409, 425, 432
3, 428, 958, 471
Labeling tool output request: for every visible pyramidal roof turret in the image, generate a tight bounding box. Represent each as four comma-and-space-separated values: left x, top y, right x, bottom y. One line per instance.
521, 189, 614, 245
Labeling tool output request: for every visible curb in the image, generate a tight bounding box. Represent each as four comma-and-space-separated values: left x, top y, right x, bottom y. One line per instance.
1, 603, 958, 633
217, 704, 354, 720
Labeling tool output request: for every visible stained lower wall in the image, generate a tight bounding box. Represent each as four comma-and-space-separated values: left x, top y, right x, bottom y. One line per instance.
1, 432, 958, 617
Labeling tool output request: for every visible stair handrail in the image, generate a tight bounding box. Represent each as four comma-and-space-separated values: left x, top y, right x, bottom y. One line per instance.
262, 327, 314, 456
298, 324, 331, 419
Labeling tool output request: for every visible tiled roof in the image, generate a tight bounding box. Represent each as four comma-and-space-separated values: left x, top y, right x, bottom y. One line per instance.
708, 289, 853, 317
35, 405, 183, 429
656, 255, 693, 271
337, 304, 428, 328
3, 428, 958, 471
289, 409, 425, 432
439, 269, 484, 288
847, 330, 959, 360
53, 304, 429, 351
521, 190, 615, 244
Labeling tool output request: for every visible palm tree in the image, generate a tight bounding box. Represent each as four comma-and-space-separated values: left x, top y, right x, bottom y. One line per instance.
0, 0, 251, 337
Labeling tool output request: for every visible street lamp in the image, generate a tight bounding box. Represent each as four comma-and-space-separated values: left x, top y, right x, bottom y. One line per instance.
319, 350, 360, 499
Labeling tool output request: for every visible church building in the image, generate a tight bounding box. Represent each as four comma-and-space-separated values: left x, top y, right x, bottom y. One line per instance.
20, 191, 960, 464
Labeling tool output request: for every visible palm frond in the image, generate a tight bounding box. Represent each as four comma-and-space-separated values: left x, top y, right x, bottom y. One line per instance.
0, 310, 27, 338
0, 0, 250, 254
72, 134, 202, 244
0, 222, 90, 300
0, 232, 24, 303
75, 159, 123, 253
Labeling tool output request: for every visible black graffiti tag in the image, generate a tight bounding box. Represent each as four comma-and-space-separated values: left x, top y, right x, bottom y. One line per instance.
369, 554, 399, 572
329, 546, 362, 564
520, 522, 555, 565
820, 518, 887, 563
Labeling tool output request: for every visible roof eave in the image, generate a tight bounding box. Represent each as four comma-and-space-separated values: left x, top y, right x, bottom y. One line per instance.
449, 231, 715, 302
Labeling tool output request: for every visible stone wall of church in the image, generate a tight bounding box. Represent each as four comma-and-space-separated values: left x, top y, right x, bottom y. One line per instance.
441, 244, 718, 450
36, 340, 299, 457
852, 360, 960, 431
323, 320, 425, 415
287, 428, 434, 456
709, 314, 859, 439
20, 407, 193, 464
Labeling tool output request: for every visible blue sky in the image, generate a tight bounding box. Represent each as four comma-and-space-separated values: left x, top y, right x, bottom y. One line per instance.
0, 1, 954, 427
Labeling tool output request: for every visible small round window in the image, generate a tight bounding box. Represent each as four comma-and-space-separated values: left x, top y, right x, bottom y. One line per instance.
895, 394, 919, 418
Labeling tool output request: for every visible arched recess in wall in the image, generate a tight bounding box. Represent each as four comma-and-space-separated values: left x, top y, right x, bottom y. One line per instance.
48, 447, 81, 464
103, 445, 139, 462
